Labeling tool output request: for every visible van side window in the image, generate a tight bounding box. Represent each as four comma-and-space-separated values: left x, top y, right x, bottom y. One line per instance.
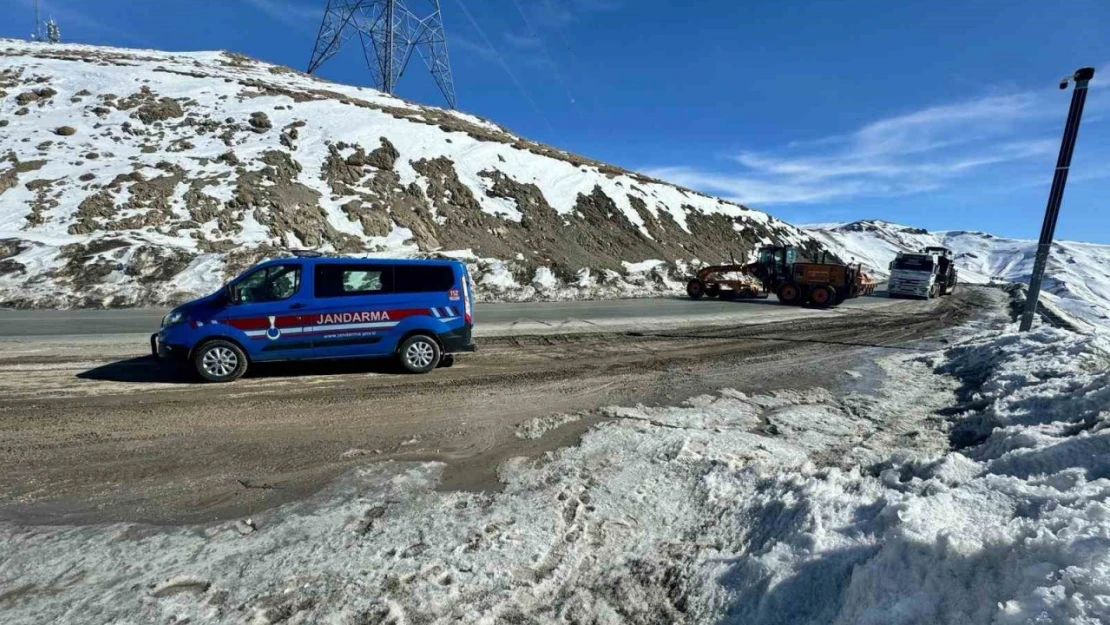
394, 265, 454, 293
315, 264, 393, 298
233, 265, 301, 303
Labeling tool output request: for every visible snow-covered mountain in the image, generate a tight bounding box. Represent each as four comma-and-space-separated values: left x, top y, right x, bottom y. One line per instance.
805, 220, 1110, 329
0, 40, 821, 308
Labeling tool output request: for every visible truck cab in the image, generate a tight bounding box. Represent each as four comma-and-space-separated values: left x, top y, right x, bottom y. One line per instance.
888, 252, 940, 299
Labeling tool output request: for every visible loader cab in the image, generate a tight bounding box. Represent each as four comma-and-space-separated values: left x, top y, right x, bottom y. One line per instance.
755, 245, 797, 289
757, 245, 797, 267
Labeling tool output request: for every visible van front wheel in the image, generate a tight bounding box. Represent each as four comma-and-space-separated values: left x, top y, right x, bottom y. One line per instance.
193, 339, 248, 383
399, 335, 441, 374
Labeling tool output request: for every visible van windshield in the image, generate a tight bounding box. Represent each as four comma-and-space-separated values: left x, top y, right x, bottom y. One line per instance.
893, 256, 934, 272
232, 264, 301, 303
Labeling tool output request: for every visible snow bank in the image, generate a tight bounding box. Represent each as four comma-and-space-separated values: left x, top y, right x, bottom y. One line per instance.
463, 254, 693, 302
709, 326, 1110, 625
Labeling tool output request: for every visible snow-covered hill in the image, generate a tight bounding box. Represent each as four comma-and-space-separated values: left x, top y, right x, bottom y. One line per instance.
0, 40, 820, 308
805, 220, 1110, 329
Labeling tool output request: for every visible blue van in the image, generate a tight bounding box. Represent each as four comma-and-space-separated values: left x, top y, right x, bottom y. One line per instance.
151, 254, 475, 382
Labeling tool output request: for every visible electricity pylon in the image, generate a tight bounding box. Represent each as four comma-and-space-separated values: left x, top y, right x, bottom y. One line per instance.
31, 0, 44, 41
307, 0, 458, 109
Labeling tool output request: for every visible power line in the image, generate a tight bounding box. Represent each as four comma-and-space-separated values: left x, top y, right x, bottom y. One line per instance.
507, 0, 576, 107
450, 0, 554, 134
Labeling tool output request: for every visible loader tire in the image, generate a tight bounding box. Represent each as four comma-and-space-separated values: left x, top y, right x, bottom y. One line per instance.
705, 284, 721, 298
687, 279, 706, 299
809, 285, 835, 308
777, 282, 802, 306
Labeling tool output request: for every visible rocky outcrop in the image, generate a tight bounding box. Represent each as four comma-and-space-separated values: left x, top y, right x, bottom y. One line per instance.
136, 97, 183, 124
231, 150, 358, 250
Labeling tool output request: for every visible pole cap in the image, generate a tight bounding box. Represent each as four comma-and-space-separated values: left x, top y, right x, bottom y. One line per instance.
1075, 67, 1096, 82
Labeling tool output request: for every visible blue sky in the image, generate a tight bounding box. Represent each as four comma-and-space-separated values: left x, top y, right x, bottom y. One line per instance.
4, 0, 1109, 242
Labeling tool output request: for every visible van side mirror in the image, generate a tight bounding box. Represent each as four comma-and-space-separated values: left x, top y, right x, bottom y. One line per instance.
225, 285, 240, 305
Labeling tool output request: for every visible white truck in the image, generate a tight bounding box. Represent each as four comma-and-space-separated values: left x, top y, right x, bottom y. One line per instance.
883, 249, 945, 297
888, 248, 957, 299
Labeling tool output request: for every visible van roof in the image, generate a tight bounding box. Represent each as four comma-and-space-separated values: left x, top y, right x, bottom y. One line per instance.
253, 256, 464, 269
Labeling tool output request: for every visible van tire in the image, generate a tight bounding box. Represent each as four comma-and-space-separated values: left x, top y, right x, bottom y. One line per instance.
399, 334, 441, 374
193, 339, 248, 383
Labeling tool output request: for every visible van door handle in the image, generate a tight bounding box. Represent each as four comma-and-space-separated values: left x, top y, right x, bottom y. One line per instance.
289, 302, 306, 310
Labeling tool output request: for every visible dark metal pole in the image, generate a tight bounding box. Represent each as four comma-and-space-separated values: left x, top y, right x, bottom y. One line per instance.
1020, 67, 1095, 332
384, 0, 395, 95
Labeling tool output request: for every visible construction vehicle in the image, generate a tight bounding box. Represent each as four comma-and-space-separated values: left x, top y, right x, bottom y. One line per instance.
888, 247, 957, 299
686, 245, 877, 308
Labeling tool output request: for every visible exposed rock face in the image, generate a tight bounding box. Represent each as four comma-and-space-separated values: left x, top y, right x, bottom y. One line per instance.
0, 239, 28, 276
231, 150, 357, 250
136, 97, 183, 124
0, 168, 16, 195
248, 111, 272, 133
365, 137, 399, 170
15, 87, 56, 105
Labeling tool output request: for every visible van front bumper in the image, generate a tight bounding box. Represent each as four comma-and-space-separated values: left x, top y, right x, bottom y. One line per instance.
151, 333, 189, 361
440, 326, 476, 353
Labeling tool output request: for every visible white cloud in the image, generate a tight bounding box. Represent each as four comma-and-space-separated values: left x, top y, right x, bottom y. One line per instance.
244, 0, 321, 29
643, 90, 1066, 207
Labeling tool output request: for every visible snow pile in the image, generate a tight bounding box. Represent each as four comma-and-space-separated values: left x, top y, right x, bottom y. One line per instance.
0, 40, 816, 308
806, 220, 1110, 330
457, 252, 694, 302
707, 326, 1110, 624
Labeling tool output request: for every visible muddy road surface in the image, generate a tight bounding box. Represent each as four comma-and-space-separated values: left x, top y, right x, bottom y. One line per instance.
0, 288, 1002, 526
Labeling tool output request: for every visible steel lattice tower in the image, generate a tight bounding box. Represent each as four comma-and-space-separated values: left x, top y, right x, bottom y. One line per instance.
307, 0, 457, 109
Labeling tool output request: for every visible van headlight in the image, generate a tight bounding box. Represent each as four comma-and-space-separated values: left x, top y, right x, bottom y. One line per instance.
162, 310, 188, 328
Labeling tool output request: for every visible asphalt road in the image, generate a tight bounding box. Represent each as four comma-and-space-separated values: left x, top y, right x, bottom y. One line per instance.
0, 289, 895, 337
0, 287, 1003, 526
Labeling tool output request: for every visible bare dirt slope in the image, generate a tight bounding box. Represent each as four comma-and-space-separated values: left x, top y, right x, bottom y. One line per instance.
0, 288, 1000, 526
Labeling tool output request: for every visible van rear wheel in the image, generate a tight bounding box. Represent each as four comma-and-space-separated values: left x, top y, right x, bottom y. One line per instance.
399, 334, 441, 374
193, 339, 248, 383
